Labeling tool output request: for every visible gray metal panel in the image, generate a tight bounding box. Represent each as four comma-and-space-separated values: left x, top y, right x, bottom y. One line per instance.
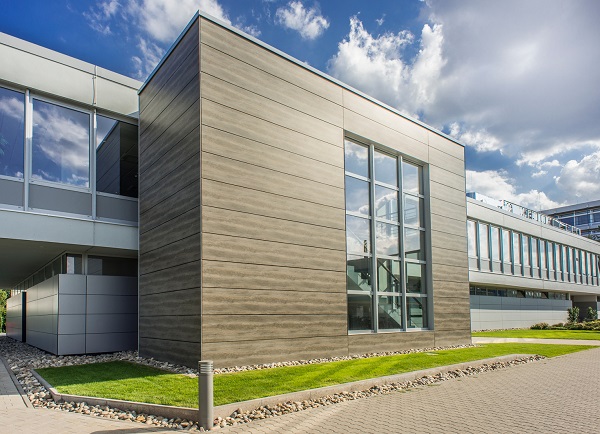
29, 184, 92, 216
0, 178, 23, 207
26, 330, 57, 354
86, 295, 138, 314
85, 332, 137, 353
58, 294, 86, 315
57, 314, 86, 334
57, 334, 86, 355
97, 195, 138, 222
87, 275, 137, 295
86, 314, 137, 334
6, 293, 24, 341
58, 274, 87, 294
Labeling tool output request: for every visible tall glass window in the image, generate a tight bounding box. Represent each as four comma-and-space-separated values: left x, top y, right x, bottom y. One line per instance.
467, 220, 477, 258
490, 226, 500, 262
502, 229, 511, 264
345, 139, 428, 332
32, 99, 90, 187
96, 116, 139, 198
0, 86, 25, 178
479, 223, 489, 260
522, 236, 530, 268
513, 232, 521, 266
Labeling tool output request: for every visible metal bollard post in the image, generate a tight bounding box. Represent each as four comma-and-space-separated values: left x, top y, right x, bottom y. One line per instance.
198, 360, 214, 430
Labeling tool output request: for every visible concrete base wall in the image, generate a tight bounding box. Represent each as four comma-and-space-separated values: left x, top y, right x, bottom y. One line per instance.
470, 295, 571, 330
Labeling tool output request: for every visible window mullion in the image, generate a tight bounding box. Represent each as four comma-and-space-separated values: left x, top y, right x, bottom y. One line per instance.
399, 155, 407, 331
369, 144, 378, 333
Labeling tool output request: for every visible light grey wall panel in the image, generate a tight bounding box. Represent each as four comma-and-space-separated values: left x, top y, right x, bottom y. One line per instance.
57, 314, 85, 335
87, 275, 137, 296
57, 334, 85, 355
0, 178, 23, 208
96, 195, 138, 222
6, 293, 25, 341
86, 295, 137, 314
29, 184, 92, 216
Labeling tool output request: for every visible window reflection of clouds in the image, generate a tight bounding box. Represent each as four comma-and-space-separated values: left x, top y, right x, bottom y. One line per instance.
376, 222, 399, 256
404, 195, 422, 226
375, 185, 398, 221
404, 227, 424, 260
0, 88, 25, 178
344, 140, 368, 177
32, 100, 90, 187
346, 215, 371, 254
402, 161, 420, 194
374, 151, 397, 186
345, 176, 370, 215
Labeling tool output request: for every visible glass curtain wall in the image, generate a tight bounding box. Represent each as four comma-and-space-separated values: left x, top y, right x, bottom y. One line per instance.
0, 87, 25, 178
345, 138, 428, 333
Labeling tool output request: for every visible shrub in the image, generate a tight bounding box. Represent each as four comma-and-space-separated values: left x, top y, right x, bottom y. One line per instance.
530, 322, 549, 330
584, 307, 598, 322
567, 307, 580, 324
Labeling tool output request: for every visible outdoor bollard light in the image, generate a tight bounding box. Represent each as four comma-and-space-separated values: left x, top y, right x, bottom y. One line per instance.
198, 360, 214, 430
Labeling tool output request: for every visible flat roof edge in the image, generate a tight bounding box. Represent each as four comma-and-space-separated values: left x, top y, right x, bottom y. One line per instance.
139, 10, 464, 148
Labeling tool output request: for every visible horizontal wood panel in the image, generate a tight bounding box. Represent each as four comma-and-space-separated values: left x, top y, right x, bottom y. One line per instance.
140, 19, 199, 113
140, 288, 201, 317
139, 261, 201, 295
201, 152, 344, 209
431, 246, 469, 268
139, 77, 200, 155
140, 315, 201, 341
202, 336, 349, 368
140, 337, 201, 368
202, 73, 342, 145
202, 100, 343, 166
432, 263, 469, 283
202, 126, 343, 187
343, 90, 428, 144
140, 153, 200, 214
434, 296, 471, 316
140, 47, 200, 134
429, 132, 464, 160
202, 179, 345, 229
201, 18, 342, 104
201, 43, 342, 127
434, 329, 472, 346
202, 206, 345, 251
140, 206, 200, 252
202, 314, 347, 343
429, 165, 465, 192
433, 313, 472, 331
140, 234, 201, 274
431, 229, 468, 253
348, 331, 435, 355
344, 109, 428, 163
430, 180, 467, 206
430, 212, 467, 238
140, 126, 200, 194
140, 99, 200, 174
202, 288, 346, 315
429, 146, 464, 176
202, 260, 345, 292
432, 280, 470, 299
430, 197, 467, 223
202, 233, 345, 272
139, 180, 200, 234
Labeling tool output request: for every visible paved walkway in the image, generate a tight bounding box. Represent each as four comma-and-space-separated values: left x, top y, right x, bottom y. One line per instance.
1, 346, 599, 433
0, 355, 27, 411
472, 336, 600, 345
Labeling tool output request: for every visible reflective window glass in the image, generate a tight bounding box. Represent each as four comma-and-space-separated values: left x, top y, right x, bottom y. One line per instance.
346, 215, 371, 254
374, 150, 397, 187
404, 228, 425, 260
377, 259, 401, 292
531, 238, 538, 267
345, 176, 370, 215
491, 226, 500, 261
407, 297, 427, 328
513, 233, 521, 265
378, 295, 402, 329
402, 161, 421, 194
467, 220, 477, 257
376, 222, 400, 257
403, 195, 423, 227
502, 230, 511, 263
87, 256, 137, 276
374, 185, 398, 221
344, 140, 369, 177
62, 254, 83, 274
32, 99, 90, 187
347, 255, 372, 292
522, 236, 530, 266
347, 294, 373, 331
406, 263, 426, 293
0, 87, 24, 178
479, 223, 489, 259
96, 116, 138, 198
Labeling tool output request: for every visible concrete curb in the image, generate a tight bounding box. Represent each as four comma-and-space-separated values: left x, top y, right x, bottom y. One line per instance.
472, 337, 600, 346
30, 354, 537, 422
30, 369, 199, 421
0, 353, 33, 408
213, 354, 536, 418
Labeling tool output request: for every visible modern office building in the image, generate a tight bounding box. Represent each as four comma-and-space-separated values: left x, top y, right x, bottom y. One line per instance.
544, 201, 600, 241
3, 11, 599, 368
467, 193, 600, 330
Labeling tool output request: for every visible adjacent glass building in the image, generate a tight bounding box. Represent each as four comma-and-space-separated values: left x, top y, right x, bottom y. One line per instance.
544, 200, 600, 241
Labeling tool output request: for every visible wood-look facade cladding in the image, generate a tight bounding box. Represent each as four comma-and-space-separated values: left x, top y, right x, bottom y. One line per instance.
138, 16, 471, 368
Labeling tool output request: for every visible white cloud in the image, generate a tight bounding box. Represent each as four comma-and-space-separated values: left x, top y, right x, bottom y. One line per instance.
327, 17, 444, 119
83, 0, 120, 35
555, 151, 600, 200
0, 96, 24, 121
466, 169, 562, 210
275, 1, 329, 40
131, 37, 164, 79
449, 123, 502, 153
376, 15, 385, 26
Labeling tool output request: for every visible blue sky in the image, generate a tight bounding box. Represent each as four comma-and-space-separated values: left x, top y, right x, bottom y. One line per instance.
2, 0, 599, 210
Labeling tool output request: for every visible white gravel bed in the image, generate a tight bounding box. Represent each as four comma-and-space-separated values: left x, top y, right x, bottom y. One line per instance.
0, 336, 544, 430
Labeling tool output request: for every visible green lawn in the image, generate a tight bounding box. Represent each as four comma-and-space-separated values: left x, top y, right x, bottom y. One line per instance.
473, 329, 600, 340
36, 343, 593, 407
